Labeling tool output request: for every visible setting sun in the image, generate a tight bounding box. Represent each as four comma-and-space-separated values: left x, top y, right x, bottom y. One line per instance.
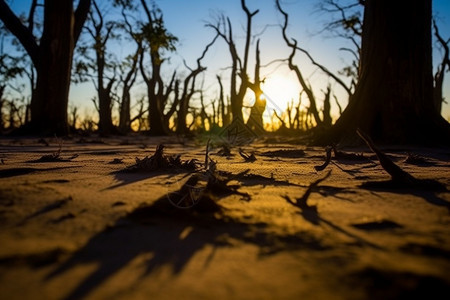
261, 74, 300, 111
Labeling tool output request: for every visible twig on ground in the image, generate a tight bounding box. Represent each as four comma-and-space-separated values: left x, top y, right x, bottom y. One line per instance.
33, 138, 78, 162
239, 148, 257, 162
314, 146, 332, 171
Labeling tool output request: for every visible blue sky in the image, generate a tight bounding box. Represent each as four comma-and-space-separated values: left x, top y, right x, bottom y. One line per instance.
4, 0, 450, 123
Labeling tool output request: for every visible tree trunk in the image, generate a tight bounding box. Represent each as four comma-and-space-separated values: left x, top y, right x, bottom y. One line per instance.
148, 94, 167, 135
119, 87, 131, 133
320, 0, 450, 145
31, 0, 74, 135
98, 87, 115, 134
146, 62, 167, 135
0, 0, 90, 135
0, 86, 4, 131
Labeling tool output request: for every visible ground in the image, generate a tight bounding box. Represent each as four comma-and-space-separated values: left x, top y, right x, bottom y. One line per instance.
0, 135, 449, 300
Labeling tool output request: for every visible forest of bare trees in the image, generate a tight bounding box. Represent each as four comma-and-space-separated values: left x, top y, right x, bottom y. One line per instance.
0, 0, 449, 145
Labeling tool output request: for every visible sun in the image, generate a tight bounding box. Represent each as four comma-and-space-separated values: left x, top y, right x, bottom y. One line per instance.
261, 74, 300, 111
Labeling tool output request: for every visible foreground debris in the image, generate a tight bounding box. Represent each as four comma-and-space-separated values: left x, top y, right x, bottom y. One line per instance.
125, 144, 199, 172
357, 129, 447, 191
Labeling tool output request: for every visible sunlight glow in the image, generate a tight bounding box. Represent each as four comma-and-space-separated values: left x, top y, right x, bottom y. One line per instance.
262, 75, 300, 111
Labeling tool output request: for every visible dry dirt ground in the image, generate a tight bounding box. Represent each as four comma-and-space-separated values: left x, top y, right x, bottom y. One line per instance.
0, 135, 449, 300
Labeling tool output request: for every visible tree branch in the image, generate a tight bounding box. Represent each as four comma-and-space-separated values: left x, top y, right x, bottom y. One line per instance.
0, 0, 39, 66
74, 0, 92, 44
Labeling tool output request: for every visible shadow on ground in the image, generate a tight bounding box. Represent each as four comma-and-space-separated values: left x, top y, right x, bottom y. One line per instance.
45, 195, 327, 300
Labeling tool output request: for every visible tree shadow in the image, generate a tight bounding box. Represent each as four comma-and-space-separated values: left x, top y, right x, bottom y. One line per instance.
105, 170, 192, 190
18, 196, 72, 226
0, 166, 79, 178
360, 181, 450, 211
234, 172, 300, 187
282, 194, 381, 249
45, 195, 326, 300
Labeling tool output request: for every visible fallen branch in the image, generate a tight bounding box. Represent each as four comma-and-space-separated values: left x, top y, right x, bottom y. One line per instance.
356, 128, 446, 191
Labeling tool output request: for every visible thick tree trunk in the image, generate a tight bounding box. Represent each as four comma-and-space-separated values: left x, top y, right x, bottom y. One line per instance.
320, 0, 450, 145
31, 0, 74, 135
0, 0, 90, 136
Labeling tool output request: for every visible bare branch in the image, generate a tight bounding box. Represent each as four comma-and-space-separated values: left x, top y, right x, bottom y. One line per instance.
27, 0, 38, 32
0, 0, 39, 66
74, 0, 92, 44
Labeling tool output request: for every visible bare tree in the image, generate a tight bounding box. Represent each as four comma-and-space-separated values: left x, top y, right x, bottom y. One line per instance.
176, 34, 218, 134
246, 39, 266, 133
432, 19, 449, 114
207, 0, 258, 122
69, 105, 79, 130
216, 75, 230, 127
116, 8, 142, 133
83, 0, 117, 134
276, 0, 354, 128
137, 0, 177, 135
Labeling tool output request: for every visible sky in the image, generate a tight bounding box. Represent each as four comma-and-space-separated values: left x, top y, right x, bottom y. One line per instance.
4, 0, 450, 125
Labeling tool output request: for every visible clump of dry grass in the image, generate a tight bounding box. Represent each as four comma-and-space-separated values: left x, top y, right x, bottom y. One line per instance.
216, 144, 232, 157
33, 139, 78, 162
126, 144, 199, 172
404, 153, 427, 165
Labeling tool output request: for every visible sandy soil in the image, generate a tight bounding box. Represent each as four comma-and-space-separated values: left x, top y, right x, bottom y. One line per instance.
0, 135, 449, 300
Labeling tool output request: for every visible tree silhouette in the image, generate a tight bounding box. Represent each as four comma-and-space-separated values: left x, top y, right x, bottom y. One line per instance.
136, 0, 178, 135
0, 0, 91, 135
207, 0, 258, 122
319, 0, 450, 145
276, 0, 353, 130
0, 25, 25, 131
84, 0, 117, 134
432, 19, 450, 115
116, 6, 143, 134
175, 34, 218, 134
